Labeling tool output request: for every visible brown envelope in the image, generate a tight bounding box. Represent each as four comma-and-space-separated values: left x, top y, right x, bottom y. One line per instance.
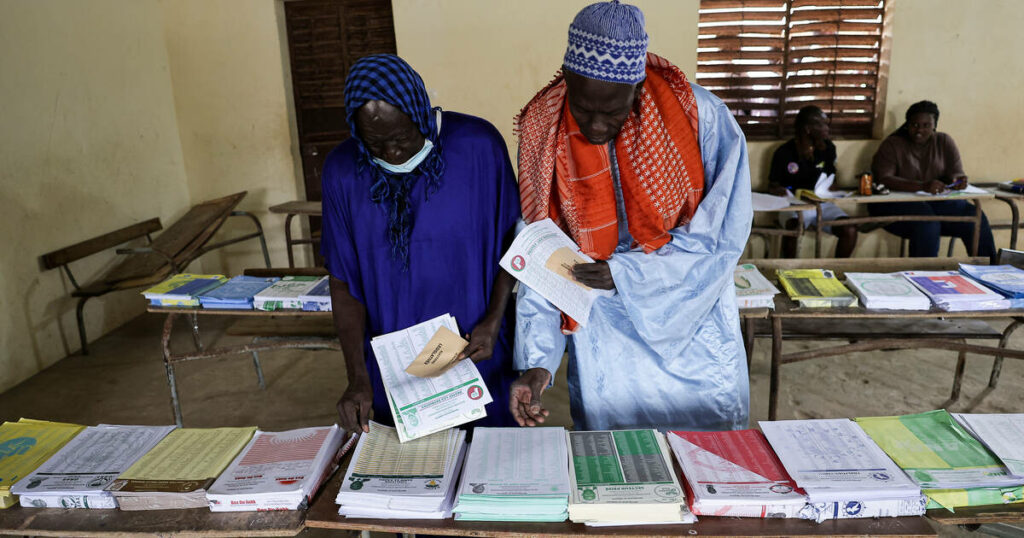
405, 326, 470, 378
545, 246, 591, 290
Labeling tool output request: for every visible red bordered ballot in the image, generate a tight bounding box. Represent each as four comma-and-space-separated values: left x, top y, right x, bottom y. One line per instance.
667, 430, 807, 518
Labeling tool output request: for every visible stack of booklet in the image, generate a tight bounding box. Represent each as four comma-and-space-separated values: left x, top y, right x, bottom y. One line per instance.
734, 264, 780, 309
902, 271, 1010, 311
142, 274, 227, 307
299, 276, 332, 311
844, 272, 932, 310
856, 410, 1024, 510
760, 419, 926, 521
0, 419, 84, 509
206, 425, 355, 511
253, 276, 322, 311
953, 413, 1024, 479
959, 264, 1024, 307
566, 429, 695, 525
197, 275, 279, 310
336, 422, 467, 519
371, 314, 491, 442
453, 427, 570, 522
12, 424, 174, 509
105, 427, 255, 510
776, 269, 859, 308
667, 429, 807, 518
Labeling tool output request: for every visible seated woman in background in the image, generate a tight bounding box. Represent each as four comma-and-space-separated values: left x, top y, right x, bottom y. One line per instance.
768, 105, 858, 258
869, 100, 995, 261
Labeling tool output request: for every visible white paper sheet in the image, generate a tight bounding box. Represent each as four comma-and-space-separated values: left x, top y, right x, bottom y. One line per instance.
953, 414, 1024, 478
458, 427, 569, 497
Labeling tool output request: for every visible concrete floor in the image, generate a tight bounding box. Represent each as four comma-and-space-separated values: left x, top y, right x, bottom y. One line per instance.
2, 311, 1023, 536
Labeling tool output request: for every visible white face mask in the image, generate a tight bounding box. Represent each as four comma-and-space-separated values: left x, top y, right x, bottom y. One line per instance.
372, 138, 433, 174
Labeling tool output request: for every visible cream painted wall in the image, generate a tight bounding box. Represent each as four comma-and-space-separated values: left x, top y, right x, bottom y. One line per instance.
161, 0, 304, 273
0, 0, 191, 392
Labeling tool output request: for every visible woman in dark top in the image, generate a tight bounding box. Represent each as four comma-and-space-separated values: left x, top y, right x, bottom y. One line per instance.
869, 100, 995, 261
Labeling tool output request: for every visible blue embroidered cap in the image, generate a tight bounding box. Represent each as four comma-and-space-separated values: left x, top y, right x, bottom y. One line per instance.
563, 0, 649, 84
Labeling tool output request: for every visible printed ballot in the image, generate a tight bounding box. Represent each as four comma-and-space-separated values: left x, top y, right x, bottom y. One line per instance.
454, 427, 570, 522
0, 419, 85, 509
12, 424, 175, 509
845, 272, 932, 310
372, 314, 491, 442
566, 429, 695, 525
500, 219, 614, 325
954, 413, 1024, 478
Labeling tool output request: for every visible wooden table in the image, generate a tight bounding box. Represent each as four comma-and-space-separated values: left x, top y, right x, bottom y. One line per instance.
750, 199, 816, 258
806, 190, 995, 257
0, 504, 303, 537
742, 257, 1024, 420
268, 200, 322, 268
974, 183, 1024, 249
306, 469, 936, 537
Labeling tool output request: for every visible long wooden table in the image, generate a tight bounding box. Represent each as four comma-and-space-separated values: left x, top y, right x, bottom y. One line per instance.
750, 199, 817, 258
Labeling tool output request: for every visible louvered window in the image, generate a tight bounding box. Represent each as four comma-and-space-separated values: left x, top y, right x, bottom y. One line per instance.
697, 0, 890, 139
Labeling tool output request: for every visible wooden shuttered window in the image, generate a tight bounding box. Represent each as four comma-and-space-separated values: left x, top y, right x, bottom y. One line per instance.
697, 0, 891, 139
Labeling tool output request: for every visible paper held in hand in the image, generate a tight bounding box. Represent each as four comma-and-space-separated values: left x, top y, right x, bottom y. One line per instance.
405, 326, 469, 378
500, 219, 614, 325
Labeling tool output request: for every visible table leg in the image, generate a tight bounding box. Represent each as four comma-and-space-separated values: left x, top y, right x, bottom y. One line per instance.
284, 213, 296, 268
971, 200, 983, 257
769, 316, 783, 421
190, 311, 203, 351
948, 347, 967, 405
161, 313, 184, 427
743, 317, 755, 370
991, 318, 1024, 389
814, 203, 824, 258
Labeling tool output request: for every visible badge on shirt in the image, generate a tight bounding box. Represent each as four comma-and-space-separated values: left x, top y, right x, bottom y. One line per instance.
787, 162, 799, 174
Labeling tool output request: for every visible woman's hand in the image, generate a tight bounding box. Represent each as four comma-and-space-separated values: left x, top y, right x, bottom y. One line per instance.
923, 179, 947, 194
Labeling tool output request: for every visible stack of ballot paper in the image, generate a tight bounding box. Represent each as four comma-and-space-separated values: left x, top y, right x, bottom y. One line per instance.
253, 276, 321, 311
299, 276, 332, 311
953, 414, 1024, 479
105, 427, 255, 510
734, 264, 780, 309
453, 427, 570, 522
760, 419, 926, 521
207, 425, 355, 511
844, 272, 932, 310
902, 271, 1010, 311
198, 275, 279, 310
372, 314, 491, 442
856, 410, 1024, 510
142, 274, 227, 307
499, 219, 615, 326
777, 269, 859, 308
336, 422, 467, 519
12, 424, 174, 509
667, 429, 807, 518
566, 429, 695, 525
959, 264, 1024, 307
0, 419, 84, 509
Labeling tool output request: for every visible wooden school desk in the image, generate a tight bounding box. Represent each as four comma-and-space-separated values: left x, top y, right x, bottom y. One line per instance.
268, 200, 322, 268
749, 198, 816, 258
974, 183, 1024, 249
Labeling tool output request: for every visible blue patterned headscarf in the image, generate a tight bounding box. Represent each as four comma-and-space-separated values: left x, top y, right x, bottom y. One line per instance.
344, 54, 444, 268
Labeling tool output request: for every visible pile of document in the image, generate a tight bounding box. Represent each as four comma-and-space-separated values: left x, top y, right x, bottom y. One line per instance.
299, 276, 332, 311
0, 419, 84, 509
336, 422, 466, 519
959, 264, 1024, 307
902, 270, 1010, 311
207, 425, 354, 511
105, 427, 255, 510
142, 273, 227, 307
372, 314, 491, 442
12, 424, 174, 509
856, 410, 1024, 510
197, 275, 279, 310
760, 419, 926, 521
253, 276, 322, 311
844, 272, 932, 310
453, 427, 570, 522
667, 429, 806, 518
734, 264, 780, 309
777, 269, 859, 308
566, 429, 695, 525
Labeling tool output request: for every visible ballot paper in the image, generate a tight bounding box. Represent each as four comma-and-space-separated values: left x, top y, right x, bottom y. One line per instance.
253, 276, 321, 311
953, 414, 1024, 478
207, 425, 355, 511
454, 427, 570, 522
902, 271, 1011, 311
751, 192, 792, 211
335, 422, 467, 519
405, 326, 468, 378
566, 429, 695, 525
844, 272, 932, 310
372, 314, 491, 442
777, 269, 859, 308
796, 173, 849, 201
667, 429, 807, 518
915, 184, 988, 196
734, 264, 780, 309
298, 276, 332, 312
12, 424, 175, 509
500, 219, 614, 325
0, 419, 85, 509
759, 419, 921, 504
959, 264, 1024, 304
856, 410, 1024, 510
